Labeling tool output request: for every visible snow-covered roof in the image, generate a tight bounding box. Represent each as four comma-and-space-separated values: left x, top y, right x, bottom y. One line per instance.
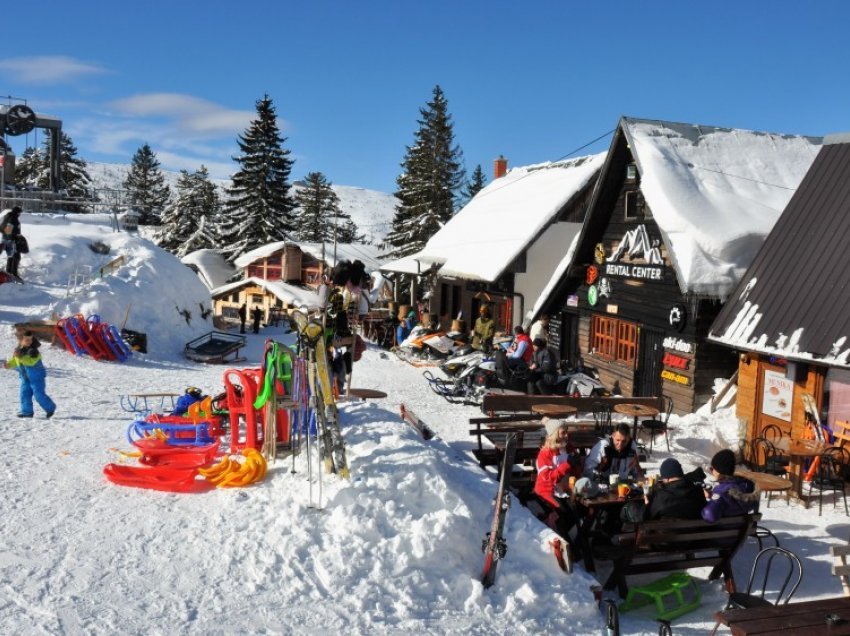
181, 249, 237, 290
415, 153, 606, 282
295, 242, 384, 271
379, 254, 433, 275
210, 276, 322, 310
621, 117, 822, 297
234, 240, 384, 272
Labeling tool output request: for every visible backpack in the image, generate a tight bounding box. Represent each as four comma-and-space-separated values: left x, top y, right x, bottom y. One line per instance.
15, 235, 28, 254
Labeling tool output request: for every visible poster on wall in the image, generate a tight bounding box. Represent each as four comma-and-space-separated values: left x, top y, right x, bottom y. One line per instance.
762, 369, 793, 422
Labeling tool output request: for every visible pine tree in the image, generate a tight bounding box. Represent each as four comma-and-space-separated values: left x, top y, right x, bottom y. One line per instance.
37, 131, 94, 213
218, 94, 296, 262
293, 171, 363, 245
156, 166, 221, 257
12, 146, 43, 186
461, 164, 487, 205
123, 143, 171, 225
383, 85, 465, 259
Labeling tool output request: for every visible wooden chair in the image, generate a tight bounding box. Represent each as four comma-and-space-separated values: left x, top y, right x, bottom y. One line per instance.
806, 446, 850, 516
833, 420, 850, 448
640, 395, 673, 454
761, 424, 790, 465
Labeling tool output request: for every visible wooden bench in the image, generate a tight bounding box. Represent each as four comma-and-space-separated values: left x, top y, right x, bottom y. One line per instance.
605, 513, 761, 598
469, 415, 544, 468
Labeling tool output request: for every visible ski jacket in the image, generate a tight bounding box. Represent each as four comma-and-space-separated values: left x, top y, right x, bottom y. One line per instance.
531, 346, 558, 383
171, 393, 203, 416
473, 316, 494, 347
701, 475, 759, 523
583, 436, 641, 481
529, 319, 548, 343
534, 444, 579, 507
0, 211, 21, 238
644, 478, 707, 520
6, 338, 42, 369
508, 334, 533, 363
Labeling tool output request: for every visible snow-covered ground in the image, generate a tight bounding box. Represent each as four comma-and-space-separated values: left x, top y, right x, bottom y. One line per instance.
1, 213, 848, 635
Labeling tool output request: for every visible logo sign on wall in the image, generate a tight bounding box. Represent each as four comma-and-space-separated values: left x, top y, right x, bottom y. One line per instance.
586, 265, 599, 285
566, 294, 579, 307
588, 285, 598, 306
598, 277, 612, 298
661, 369, 690, 386
594, 243, 606, 265
662, 352, 690, 370
663, 337, 694, 354
669, 304, 686, 331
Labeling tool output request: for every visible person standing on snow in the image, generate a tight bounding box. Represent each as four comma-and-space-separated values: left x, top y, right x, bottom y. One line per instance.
4, 330, 56, 419
251, 306, 263, 334
1, 206, 22, 278
472, 305, 495, 351
238, 302, 247, 334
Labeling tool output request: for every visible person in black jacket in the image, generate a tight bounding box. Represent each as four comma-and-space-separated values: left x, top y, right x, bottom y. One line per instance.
621, 458, 706, 523
238, 302, 247, 334
1, 206, 22, 277
251, 306, 263, 334
527, 337, 558, 394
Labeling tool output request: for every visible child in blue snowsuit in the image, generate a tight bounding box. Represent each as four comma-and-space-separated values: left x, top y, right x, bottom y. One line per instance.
171, 387, 204, 415
4, 330, 56, 418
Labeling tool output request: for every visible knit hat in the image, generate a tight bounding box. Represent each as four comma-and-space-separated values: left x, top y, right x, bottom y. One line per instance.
711, 449, 737, 476
659, 458, 684, 479
543, 417, 563, 437
532, 337, 546, 347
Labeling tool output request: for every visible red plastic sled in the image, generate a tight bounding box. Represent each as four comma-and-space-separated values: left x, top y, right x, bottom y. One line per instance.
131, 437, 219, 459
103, 463, 213, 493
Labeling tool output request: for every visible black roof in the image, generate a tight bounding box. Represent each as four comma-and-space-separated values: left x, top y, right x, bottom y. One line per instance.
709, 139, 850, 364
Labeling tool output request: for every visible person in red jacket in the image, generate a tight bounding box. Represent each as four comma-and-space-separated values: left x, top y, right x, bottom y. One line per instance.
534, 418, 582, 545
505, 325, 533, 369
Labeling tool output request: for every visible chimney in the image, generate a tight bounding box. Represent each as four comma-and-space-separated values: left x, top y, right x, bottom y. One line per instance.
493, 155, 508, 179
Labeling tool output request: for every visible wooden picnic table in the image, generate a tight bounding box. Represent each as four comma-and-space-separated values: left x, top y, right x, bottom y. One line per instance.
773, 438, 832, 507
483, 430, 546, 467
573, 484, 645, 573
531, 403, 578, 417
613, 403, 659, 440
735, 468, 792, 495
715, 595, 850, 635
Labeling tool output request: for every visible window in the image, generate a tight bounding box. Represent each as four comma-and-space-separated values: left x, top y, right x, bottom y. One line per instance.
230, 292, 239, 303
624, 190, 640, 219
591, 315, 637, 364
250, 294, 264, 305
626, 163, 638, 181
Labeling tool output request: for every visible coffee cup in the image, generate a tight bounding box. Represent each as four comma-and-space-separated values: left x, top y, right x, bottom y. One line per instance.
609, 473, 619, 487
568, 475, 576, 491
617, 483, 631, 498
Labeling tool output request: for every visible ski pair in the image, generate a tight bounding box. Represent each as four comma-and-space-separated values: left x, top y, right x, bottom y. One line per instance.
481, 433, 517, 588
291, 311, 350, 479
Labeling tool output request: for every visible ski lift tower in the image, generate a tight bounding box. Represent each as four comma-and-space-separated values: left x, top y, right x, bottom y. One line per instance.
0, 101, 63, 191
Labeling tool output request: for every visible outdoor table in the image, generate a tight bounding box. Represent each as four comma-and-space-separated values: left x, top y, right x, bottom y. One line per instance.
772, 438, 832, 507
735, 468, 792, 495
613, 403, 659, 440
573, 486, 644, 573
531, 403, 578, 418
715, 595, 850, 635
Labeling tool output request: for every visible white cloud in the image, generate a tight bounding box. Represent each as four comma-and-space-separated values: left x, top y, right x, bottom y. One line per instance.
108, 93, 261, 136
0, 56, 109, 84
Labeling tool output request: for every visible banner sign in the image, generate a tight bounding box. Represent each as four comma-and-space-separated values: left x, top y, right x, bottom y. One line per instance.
661, 369, 690, 386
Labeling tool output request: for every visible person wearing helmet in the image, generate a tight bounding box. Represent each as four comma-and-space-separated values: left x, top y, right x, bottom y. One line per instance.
171, 386, 204, 415
472, 305, 494, 351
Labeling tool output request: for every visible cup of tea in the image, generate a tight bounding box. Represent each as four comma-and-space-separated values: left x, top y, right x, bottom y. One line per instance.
617, 483, 631, 498
609, 473, 619, 487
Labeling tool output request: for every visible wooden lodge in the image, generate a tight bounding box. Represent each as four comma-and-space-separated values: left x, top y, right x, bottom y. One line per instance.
381, 154, 606, 334
536, 117, 821, 414
709, 134, 850, 444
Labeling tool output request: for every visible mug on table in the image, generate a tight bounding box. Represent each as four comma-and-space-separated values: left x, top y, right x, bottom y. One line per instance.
617, 483, 631, 498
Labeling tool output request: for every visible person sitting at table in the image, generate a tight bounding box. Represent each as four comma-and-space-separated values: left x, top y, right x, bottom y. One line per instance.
621, 458, 706, 523
533, 418, 583, 552
505, 325, 533, 370
583, 423, 644, 482
702, 449, 759, 522
527, 337, 558, 395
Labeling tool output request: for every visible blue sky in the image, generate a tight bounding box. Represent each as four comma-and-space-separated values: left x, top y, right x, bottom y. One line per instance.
1, 1, 848, 194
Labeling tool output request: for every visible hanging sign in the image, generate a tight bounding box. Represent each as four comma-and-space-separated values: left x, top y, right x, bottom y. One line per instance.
588, 285, 598, 306
762, 369, 793, 421
661, 370, 690, 386
604, 263, 663, 280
